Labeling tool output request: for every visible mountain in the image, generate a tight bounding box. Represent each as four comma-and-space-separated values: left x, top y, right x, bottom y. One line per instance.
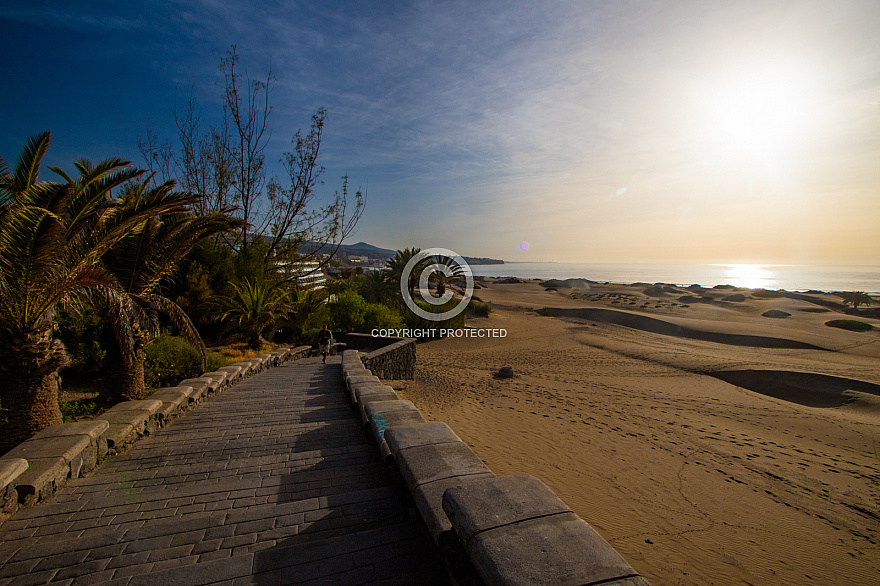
342, 242, 397, 256
299, 240, 503, 264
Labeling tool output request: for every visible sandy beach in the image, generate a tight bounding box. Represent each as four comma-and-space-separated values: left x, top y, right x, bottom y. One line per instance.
396, 278, 880, 585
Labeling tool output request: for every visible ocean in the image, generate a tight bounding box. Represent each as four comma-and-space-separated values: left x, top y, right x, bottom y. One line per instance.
465, 262, 880, 294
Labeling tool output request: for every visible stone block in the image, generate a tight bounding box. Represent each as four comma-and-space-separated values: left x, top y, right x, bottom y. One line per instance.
104, 399, 163, 414
0, 459, 28, 490
149, 388, 191, 424
179, 376, 220, 395
177, 379, 210, 401
442, 475, 571, 545
290, 345, 311, 360
355, 388, 399, 422
3, 434, 91, 471
348, 380, 387, 405
362, 399, 417, 427
232, 361, 255, 377
12, 456, 68, 503
98, 400, 162, 447
104, 423, 136, 450
396, 441, 491, 492
464, 512, 642, 586
384, 422, 463, 455
0, 458, 26, 518
172, 385, 196, 400
413, 474, 495, 543
368, 410, 426, 459
26, 421, 110, 463
200, 371, 229, 388
242, 358, 264, 373
345, 374, 379, 392
217, 365, 242, 384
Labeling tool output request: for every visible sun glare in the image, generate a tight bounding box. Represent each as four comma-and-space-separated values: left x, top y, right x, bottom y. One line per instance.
696, 65, 822, 168
723, 264, 775, 289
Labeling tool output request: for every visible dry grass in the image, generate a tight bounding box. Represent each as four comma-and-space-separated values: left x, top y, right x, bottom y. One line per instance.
211, 341, 285, 364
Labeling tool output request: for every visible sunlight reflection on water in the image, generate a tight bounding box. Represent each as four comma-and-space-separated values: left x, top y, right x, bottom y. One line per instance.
722, 264, 776, 289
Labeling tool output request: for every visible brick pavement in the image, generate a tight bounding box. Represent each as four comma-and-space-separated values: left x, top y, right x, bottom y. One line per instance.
0, 357, 446, 585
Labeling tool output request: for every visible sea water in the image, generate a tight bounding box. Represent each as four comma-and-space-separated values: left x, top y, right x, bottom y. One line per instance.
466, 262, 880, 294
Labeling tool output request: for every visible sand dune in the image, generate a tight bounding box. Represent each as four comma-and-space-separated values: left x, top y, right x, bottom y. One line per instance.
395, 279, 880, 585
539, 307, 826, 350
708, 370, 880, 409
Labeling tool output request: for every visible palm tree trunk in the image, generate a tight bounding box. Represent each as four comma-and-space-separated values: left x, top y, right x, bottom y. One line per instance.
103, 329, 148, 401
0, 329, 66, 453
248, 330, 262, 351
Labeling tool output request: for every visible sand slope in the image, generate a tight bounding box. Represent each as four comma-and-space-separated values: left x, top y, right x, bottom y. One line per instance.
397, 280, 880, 585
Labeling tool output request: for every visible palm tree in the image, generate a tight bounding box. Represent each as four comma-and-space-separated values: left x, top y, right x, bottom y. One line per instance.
430, 254, 468, 298
99, 180, 245, 399
283, 285, 328, 344
385, 247, 429, 298
359, 268, 392, 303
840, 291, 873, 309
211, 278, 293, 349
0, 132, 186, 450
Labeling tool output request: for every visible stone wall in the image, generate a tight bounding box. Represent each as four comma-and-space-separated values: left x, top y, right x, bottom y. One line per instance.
344, 333, 417, 380
340, 349, 651, 585
0, 345, 312, 523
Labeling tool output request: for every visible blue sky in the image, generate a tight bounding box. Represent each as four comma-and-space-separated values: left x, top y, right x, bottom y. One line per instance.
2, 1, 879, 264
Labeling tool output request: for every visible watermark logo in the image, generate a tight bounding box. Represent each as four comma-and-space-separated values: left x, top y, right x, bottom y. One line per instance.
400, 247, 474, 321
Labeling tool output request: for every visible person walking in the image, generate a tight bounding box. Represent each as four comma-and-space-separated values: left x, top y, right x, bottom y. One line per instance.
318, 325, 332, 364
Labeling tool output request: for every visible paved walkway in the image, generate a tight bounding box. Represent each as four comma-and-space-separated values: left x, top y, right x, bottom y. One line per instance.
0, 357, 445, 585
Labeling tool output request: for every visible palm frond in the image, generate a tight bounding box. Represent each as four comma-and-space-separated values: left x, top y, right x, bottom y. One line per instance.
11, 131, 51, 195
148, 294, 207, 370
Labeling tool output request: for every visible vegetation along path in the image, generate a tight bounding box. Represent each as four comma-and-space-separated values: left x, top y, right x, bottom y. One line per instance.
0, 356, 443, 585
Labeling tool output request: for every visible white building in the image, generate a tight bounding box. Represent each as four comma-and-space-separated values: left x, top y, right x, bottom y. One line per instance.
274, 259, 326, 289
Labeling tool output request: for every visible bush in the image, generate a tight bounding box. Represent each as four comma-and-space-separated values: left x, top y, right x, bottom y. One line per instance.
364, 303, 405, 331
144, 334, 226, 388
762, 310, 791, 318
752, 288, 784, 298
328, 291, 369, 332
404, 298, 466, 332
56, 307, 112, 382
469, 300, 492, 317
825, 319, 874, 332
59, 400, 97, 423
326, 291, 406, 334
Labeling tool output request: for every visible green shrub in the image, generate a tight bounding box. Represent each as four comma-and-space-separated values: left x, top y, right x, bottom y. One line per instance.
404, 298, 466, 332
59, 400, 97, 423
328, 291, 369, 332
144, 334, 227, 388
762, 310, 791, 318
751, 288, 784, 298
825, 319, 874, 332
469, 300, 492, 317
56, 307, 111, 382
364, 303, 405, 330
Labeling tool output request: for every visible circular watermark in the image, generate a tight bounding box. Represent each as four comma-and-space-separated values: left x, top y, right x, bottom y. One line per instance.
400, 248, 474, 321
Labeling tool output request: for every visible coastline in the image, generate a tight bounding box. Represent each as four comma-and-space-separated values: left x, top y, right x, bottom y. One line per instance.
396, 277, 880, 585
466, 262, 880, 294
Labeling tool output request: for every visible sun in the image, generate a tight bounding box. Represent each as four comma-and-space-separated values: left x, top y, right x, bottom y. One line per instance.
698, 66, 821, 167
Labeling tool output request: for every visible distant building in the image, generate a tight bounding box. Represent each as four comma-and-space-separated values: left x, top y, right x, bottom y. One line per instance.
274, 259, 326, 289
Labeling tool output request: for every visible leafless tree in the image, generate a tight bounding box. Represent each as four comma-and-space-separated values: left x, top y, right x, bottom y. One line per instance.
137, 45, 365, 276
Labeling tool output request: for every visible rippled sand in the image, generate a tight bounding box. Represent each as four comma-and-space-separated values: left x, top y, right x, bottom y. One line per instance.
396, 280, 880, 585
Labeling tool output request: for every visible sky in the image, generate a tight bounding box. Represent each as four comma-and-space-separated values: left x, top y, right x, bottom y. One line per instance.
1, 0, 878, 265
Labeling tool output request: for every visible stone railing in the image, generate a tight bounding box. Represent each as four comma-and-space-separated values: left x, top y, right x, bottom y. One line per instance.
344, 333, 416, 380
339, 349, 650, 585
0, 345, 312, 524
